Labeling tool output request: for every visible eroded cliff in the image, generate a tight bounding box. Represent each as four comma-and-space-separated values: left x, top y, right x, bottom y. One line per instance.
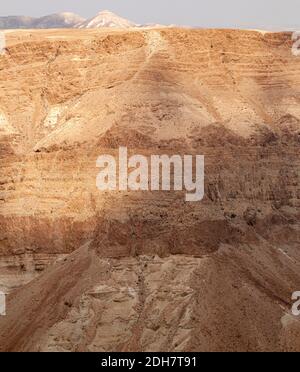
0, 28, 300, 351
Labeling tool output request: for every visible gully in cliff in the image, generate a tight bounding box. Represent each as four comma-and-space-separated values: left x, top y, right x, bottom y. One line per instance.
96, 147, 205, 202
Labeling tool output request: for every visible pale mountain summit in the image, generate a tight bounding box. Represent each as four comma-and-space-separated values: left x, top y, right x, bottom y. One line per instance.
76, 10, 137, 29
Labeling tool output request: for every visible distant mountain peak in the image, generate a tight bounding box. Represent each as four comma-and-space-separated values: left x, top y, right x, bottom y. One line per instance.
76, 10, 136, 29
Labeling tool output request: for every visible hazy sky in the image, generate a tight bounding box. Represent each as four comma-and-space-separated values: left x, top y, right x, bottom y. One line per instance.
0, 0, 299, 29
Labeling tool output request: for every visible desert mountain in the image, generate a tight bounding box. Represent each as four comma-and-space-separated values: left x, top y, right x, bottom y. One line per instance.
0, 28, 299, 351
0, 12, 85, 29
0, 11, 161, 30
33, 12, 85, 29
0, 10, 164, 30
0, 16, 35, 29
76, 10, 137, 29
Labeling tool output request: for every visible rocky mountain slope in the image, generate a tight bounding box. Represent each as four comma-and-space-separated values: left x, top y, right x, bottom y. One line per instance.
0, 16, 35, 29
0, 13, 85, 29
0, 11, 158, 30
0, 28, 299, 351
33, 13, 85, 29
77, 10, 137, 29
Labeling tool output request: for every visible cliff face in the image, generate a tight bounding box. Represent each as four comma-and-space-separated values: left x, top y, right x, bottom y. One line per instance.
0, 28, 300, 351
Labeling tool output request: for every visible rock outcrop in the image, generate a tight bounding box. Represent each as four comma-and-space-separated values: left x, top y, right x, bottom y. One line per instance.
0, 28, 300, 351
